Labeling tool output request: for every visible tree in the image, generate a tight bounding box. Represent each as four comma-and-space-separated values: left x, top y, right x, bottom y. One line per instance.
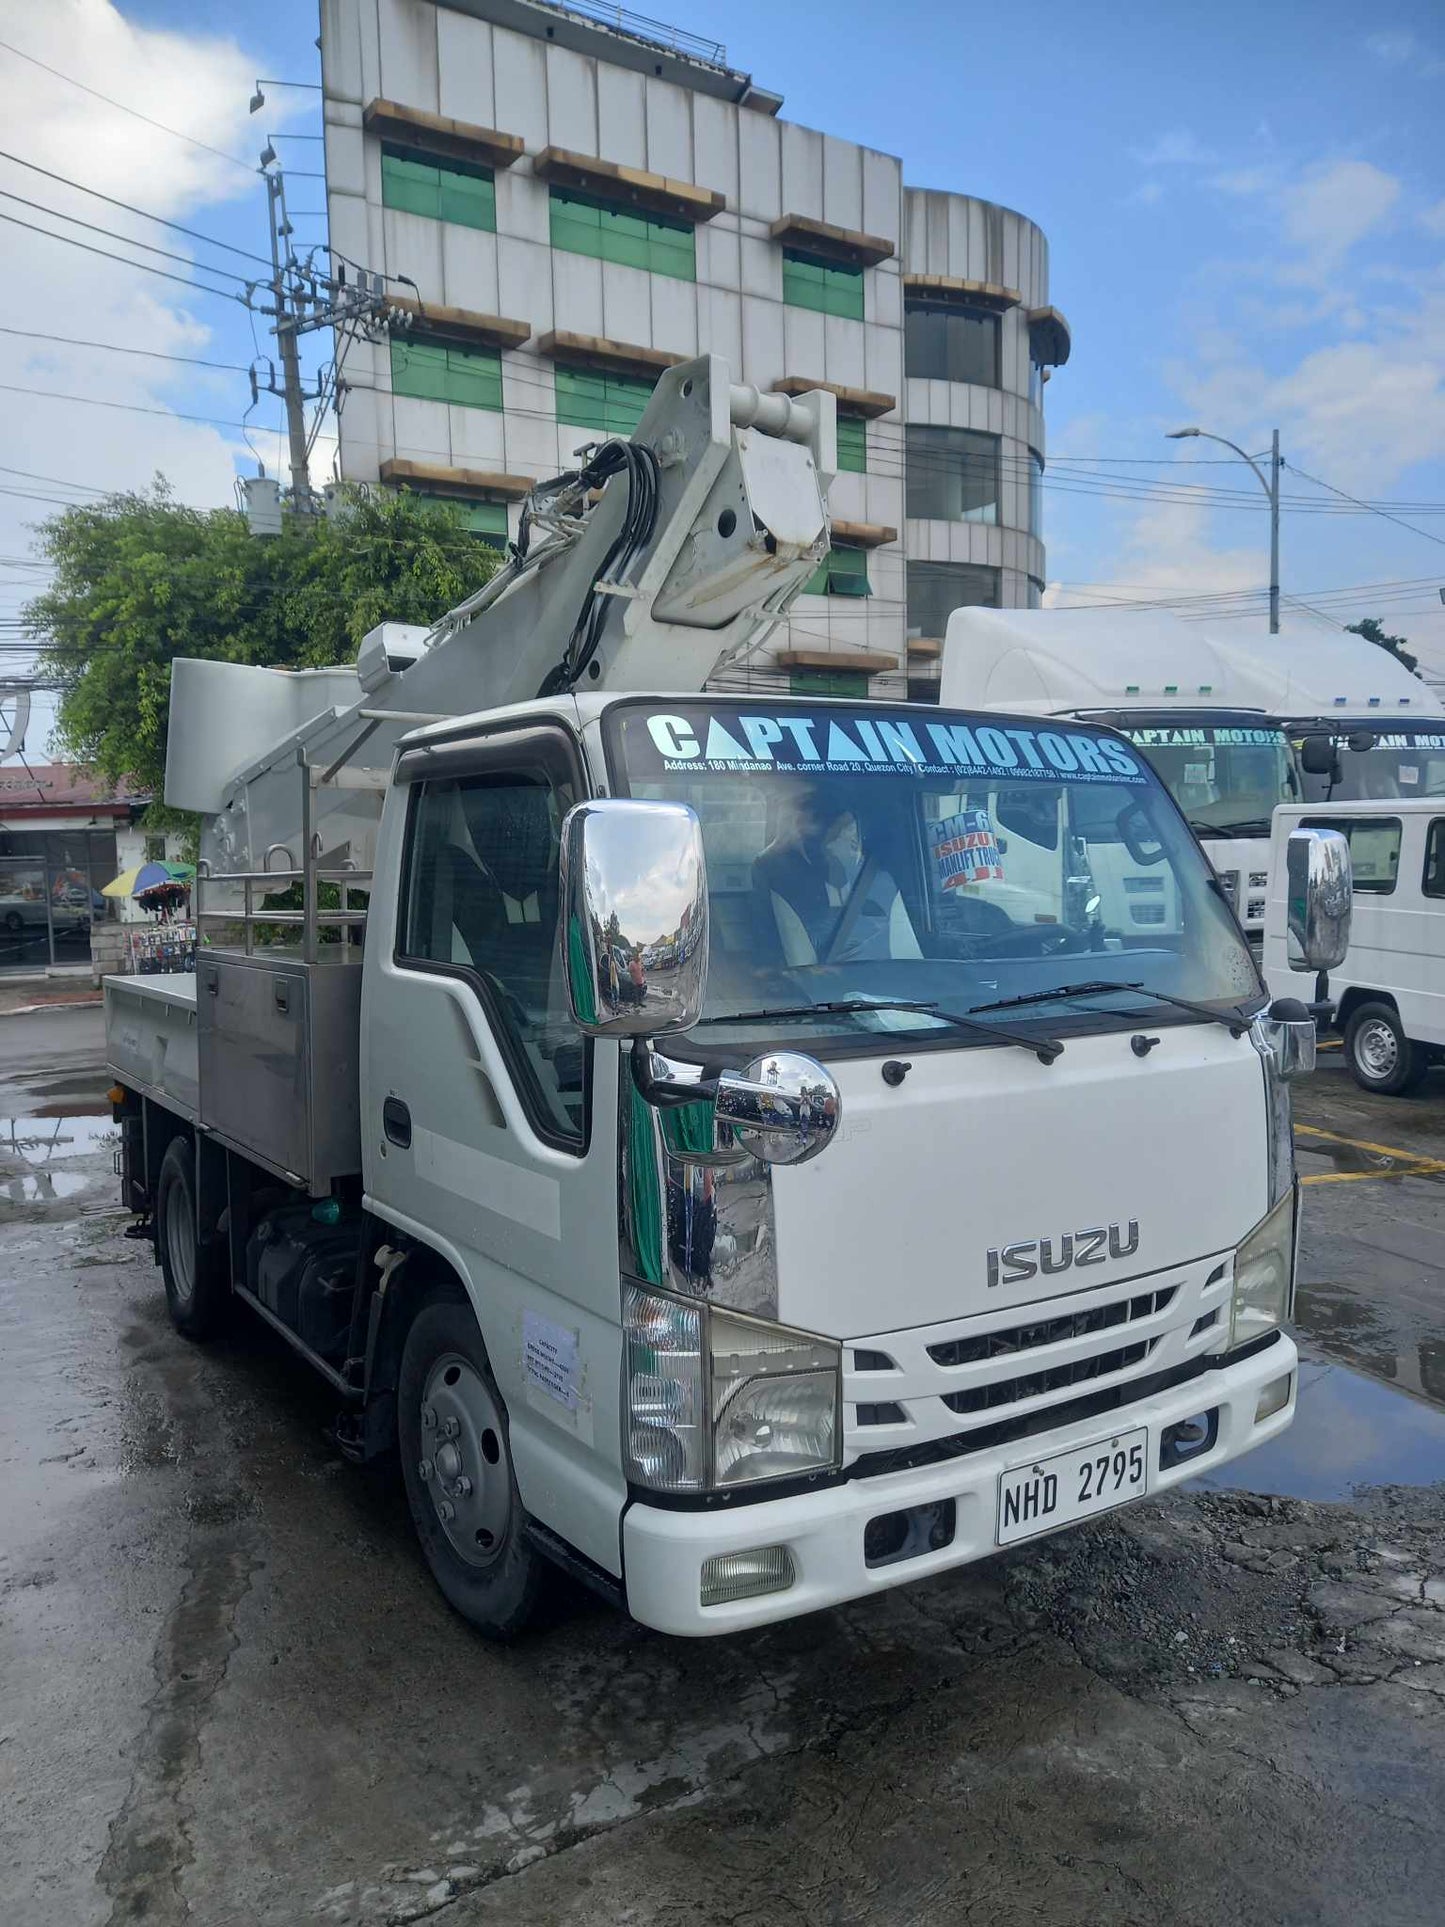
23, 482, 503, 799
1345, 615, 1419, 677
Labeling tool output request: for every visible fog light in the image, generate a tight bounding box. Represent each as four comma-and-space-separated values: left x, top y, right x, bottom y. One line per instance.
1255, 1373, 1292, 1423
1159, 1409, 1218, 1470
700, 1545, 795, 1607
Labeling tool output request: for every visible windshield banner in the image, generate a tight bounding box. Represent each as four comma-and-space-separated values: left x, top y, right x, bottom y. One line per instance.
629, 707, 1147, 785
1126, 726, 1281, 747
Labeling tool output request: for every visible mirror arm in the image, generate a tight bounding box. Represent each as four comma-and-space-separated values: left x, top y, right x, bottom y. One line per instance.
630, 1035, 720, 1111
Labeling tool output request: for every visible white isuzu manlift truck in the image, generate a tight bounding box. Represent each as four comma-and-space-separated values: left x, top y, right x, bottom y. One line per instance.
105, 357, 1348, 1638
936, 607, 1304, 948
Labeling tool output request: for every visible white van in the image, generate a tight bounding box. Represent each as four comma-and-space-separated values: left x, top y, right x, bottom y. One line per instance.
1264, 798, 1445, 1093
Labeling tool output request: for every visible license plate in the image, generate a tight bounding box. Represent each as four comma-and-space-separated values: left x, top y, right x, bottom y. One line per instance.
996, 1426, 1148, 1546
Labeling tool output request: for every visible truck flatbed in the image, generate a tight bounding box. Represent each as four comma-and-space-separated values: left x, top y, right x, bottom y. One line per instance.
105, 973, 199, 1124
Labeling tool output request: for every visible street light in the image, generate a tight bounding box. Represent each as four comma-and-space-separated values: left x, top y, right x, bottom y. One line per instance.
1166, 424, 1282, 634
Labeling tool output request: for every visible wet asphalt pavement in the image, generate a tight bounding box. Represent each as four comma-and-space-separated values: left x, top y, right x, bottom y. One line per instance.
2, 1007, 1444, 1926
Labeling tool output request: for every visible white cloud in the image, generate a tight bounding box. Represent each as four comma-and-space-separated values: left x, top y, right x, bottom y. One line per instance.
1280, 159, 1400, 265
1043, 495, 1264, 613
1130, 129, 1217, 168
1364, 30, 1445, 76
1128, 181, 1165, 208
0, 1, 295, 760
1420, 199, 1445, 238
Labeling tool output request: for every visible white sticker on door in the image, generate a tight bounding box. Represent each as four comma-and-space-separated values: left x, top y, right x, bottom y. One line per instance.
523, 1310, 580, 1413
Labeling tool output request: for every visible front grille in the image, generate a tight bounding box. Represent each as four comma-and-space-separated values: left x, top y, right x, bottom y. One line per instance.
942, 1338, 1155, 1415
1216, 869, 1240, 906
927, 1286, 1177, 1368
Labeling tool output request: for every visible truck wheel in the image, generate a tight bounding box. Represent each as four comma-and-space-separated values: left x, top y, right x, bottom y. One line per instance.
1344, 1002, 1429, 1096
155, 1136, 228, 1338
398, 1297, 546, 1640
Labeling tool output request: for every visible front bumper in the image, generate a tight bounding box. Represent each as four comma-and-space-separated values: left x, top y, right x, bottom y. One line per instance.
622, 1334, 1296, 1635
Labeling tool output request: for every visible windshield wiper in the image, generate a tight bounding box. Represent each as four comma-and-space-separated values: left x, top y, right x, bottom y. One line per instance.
699, 997, 1063, 1065
969, 978, 1251, 1039
1187, 818, 1273, 839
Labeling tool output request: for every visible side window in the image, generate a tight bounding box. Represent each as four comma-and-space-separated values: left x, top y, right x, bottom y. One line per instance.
399, 763, 585, 1147
1302, 816, 1402, 895
1424, 820, 1445, 900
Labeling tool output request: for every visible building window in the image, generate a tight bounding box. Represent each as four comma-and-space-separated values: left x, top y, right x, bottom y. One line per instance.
903, 299, 1000, 387
906, 560, 1000, 641
549, 189, 695, 281
835, 416, 867, 474
782, 250, 864, 321
390, 338, 503, 411
381, 144, 496, 232
143, 834, 167, 862
1029, 449, 1044, 540
554, 365, 653, 437
1028, 359, 1044, 408
789, 671, 869, 699
411, 494, 510, 550
1027, 574, 1046, 608
905, 425, 1000, 524
804, 543, 870, 598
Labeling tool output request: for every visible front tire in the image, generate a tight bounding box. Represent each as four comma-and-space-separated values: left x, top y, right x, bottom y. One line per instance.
1344, 1002, 1429, 1095
155, 1135, 229, 1337
398, 1296, 546, 1640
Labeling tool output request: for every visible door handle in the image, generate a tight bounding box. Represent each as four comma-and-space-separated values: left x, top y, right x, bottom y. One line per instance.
382, 1096, 412, 1148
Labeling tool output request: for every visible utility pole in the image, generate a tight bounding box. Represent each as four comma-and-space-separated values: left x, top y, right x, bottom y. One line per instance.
244, 154, 411, 532
263, 165, 313, 514
1166, 424, 1283, 633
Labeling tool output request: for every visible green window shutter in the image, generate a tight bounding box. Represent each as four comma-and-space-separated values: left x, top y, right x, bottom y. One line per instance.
782, 249, 863, 320
550, 189, 695, 281
835, 416, 867, 473
789, 671, 869, 699
390, 337, 502, 411
555, 365, 652, 437
382, 145, 494, 232
802, 543, 870, 598
413, 494, 509, 548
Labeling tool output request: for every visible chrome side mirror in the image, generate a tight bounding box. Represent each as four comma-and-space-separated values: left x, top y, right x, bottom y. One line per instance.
1253, 999, 1317, 1081
1285, 827, 1351, 974
559, 799, 709, 1039
714, 1052, 840, 1167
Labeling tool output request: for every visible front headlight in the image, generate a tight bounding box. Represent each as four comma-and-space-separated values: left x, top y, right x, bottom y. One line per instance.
1229, 1189, 1295, 1351
623, 1288, 841, 1493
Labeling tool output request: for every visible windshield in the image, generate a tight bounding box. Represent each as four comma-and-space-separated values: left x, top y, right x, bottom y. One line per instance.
606, 702, 1261, 1048
1300, 730, 1445, 803
1123, 725, 1298, 833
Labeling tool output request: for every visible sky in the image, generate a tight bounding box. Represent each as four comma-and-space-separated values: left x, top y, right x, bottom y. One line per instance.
1, 0, 1443, 764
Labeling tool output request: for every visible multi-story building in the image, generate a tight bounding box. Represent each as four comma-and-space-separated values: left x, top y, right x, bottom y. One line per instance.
319, 0, 1069, 698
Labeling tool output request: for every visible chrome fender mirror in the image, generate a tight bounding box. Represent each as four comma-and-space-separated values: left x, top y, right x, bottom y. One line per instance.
713, 1052, 841, 1167
1285, 827, 1351, 975
560, 799, 709, 1039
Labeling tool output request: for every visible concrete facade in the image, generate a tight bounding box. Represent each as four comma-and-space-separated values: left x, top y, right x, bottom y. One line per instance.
319, 0, 1067, 697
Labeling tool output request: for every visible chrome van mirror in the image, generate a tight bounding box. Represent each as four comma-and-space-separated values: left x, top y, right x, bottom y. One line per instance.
560, 799, 709, 1039
1285, 827, 1351, 974
714, 1052, 841, 1167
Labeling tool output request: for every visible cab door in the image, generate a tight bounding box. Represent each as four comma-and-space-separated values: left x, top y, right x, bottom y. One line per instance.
362, 721, 625, 1574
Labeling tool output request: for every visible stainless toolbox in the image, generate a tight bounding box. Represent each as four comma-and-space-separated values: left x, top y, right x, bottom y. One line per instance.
196, 951, 362, 1194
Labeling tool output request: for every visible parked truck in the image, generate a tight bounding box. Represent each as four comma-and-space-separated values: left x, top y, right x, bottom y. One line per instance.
106, 357, 1345, 1639
1240, 621, 1445, 806
936, 607, 1303, 948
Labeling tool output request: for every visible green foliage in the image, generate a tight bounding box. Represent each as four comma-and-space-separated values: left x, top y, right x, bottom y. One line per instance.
23, 481, 503, 796
1346, 615, 1419, 677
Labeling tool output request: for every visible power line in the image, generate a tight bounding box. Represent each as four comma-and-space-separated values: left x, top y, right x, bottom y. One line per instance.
0, 37, 254, 176
0, 325, 251, 375
1285, 460, 1445, 553
0, 147, 271, 267
0, 186, 250, 282
0, 378, 275, 433
0, 208, 242, 302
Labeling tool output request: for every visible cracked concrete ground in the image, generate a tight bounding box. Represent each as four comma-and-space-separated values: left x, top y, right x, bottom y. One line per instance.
3, 1009, 1444, 1926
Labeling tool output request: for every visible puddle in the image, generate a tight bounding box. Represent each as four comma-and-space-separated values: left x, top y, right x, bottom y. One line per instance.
2, 1169, 92, 1202
0, 1114, 118, 1160
1195, 1355, 1445, 1501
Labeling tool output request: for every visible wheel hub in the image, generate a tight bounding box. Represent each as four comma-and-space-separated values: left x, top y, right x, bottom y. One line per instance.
417, 1353, 511, 1568
1357, 1019, 1398, 1078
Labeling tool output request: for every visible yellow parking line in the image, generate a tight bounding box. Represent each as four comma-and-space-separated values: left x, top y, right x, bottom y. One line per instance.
1294, 1122, 1445, 1174
1301, 1170, 1409, 1186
